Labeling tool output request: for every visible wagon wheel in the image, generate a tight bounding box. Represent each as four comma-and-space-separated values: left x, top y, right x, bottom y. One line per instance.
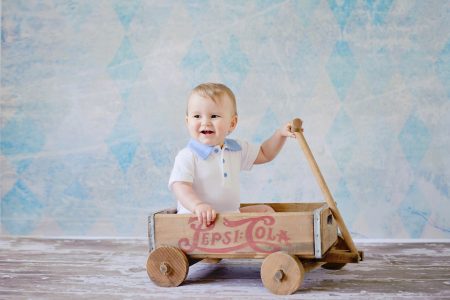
260, 251, 305, 295
322, 236, 347, 270
146, 246, 189, 287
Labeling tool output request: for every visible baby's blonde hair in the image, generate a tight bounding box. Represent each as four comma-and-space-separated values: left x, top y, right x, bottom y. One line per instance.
189, 83, 238, 115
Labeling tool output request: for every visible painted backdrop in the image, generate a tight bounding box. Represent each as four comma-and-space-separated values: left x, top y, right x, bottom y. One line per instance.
1, 0, 449, 238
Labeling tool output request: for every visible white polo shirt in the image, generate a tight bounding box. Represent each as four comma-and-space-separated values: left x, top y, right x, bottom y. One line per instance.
168, 138, 260, 214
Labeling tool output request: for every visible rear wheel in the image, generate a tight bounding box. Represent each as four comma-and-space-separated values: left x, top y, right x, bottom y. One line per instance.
146, 246, 189, 287
260, 251, 304, 295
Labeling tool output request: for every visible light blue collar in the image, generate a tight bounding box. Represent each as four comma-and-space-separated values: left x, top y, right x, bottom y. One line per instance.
188, 138, 241, 160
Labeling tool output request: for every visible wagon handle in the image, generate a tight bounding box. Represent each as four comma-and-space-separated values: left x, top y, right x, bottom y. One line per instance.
291, 118, 360, 259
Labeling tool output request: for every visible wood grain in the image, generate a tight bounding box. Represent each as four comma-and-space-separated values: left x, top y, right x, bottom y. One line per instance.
153, 204, 337, 259
260, 251, 304, 295
146, 246, 189, 287
1, 238, 449, 299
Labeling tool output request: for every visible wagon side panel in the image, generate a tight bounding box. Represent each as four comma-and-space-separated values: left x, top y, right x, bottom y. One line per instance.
154, 212, 315, 259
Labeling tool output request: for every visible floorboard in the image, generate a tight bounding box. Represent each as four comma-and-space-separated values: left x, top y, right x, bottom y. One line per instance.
1, 238, 449, 299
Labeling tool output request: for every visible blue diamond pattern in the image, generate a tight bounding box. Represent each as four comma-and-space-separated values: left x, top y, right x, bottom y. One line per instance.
326, 109, 357, 171
365, 0, 394, 25
0, 115, 45, 174
399, 183, 431, 238
113, 0, 141, 30
326, 41, 359, 101
1, 1, 449, 239
106, 110, 139, 173
398, 114, 431, 169
64, 180, 89, 200
181, 39, 213, 86
1, 180, 44, 235
0, 115, 45, 156
328, 0, 356, 31
219, 35, 250, 91
107, 36, 143, 100
436, 40, 450, 98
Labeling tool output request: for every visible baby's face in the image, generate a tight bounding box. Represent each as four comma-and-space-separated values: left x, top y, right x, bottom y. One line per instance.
186, 93, 237, 146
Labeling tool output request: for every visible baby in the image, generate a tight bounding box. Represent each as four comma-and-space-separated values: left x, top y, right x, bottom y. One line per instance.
169, 83, 295, 226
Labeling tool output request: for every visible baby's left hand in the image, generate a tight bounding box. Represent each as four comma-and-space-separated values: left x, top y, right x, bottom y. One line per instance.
280, 122, 301, 138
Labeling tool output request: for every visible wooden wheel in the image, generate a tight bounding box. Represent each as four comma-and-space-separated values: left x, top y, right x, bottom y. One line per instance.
260, 251, 305, 295
146, 246, 189, 287
322, 236, 347, 270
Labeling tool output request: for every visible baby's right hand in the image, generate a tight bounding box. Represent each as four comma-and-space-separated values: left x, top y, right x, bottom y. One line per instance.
193, 203, 216, 226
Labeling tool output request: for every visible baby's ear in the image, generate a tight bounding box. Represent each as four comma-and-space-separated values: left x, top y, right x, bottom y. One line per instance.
230, 115, 238, 131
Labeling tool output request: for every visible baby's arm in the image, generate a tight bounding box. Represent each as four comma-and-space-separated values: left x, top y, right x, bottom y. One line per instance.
171, 181, 216, 226
254, 122, 296, 164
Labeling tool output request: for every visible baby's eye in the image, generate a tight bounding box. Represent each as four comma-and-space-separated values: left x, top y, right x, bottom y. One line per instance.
193, 115, 200, 119
211, 115, 220, 118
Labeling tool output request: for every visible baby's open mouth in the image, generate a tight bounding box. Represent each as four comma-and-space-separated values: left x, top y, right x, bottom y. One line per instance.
201, 130, 214, 135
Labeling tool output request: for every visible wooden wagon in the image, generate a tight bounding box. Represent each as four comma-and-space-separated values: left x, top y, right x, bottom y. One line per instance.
146, 119, 363, 295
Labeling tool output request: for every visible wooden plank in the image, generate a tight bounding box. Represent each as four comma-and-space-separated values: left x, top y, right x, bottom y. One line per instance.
320, 249, 360, 263
154, 212, 315, 258
1, 238, 449, 299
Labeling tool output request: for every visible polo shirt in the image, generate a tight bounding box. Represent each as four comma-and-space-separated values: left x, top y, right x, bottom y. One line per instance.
168, 138, 260, 214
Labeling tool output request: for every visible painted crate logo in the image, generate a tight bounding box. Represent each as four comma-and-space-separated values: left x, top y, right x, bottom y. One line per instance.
178, 216, 291, 253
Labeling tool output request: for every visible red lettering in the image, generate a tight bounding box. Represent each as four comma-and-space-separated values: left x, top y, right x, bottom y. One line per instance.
201, 233, 209, 245
267, 228, 276, 241
211, 232, 221, 245
233, 230, 240, 243
255, 226, 265, 239
277, 230, 290, 244
223, 231, 231, 244
178, 216, 291, 254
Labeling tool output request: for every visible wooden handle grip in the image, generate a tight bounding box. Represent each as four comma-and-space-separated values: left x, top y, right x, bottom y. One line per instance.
292, 118, 303, 133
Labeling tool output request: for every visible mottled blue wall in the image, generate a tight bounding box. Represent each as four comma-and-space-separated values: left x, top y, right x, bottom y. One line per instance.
1, 0, 449, 238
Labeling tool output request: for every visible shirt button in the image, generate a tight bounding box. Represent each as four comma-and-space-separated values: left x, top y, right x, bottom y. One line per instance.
222, 159, 225, 163
224, 172, 228, 178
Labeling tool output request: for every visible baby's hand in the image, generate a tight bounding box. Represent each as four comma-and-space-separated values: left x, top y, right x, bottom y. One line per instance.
193, 203, 216, 226
280, 122, 300, 138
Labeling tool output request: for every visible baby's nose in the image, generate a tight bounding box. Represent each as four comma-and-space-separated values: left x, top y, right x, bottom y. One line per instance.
201, 118, 212, 125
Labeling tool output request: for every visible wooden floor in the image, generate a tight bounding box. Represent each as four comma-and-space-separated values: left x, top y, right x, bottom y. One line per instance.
0, 238, 449, 299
